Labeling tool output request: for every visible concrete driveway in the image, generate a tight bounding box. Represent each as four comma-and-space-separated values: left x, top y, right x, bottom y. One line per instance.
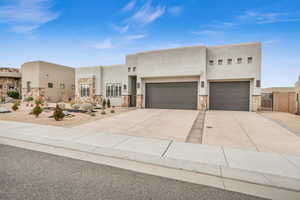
203, 111, 300, 156
75, 109, 198, 142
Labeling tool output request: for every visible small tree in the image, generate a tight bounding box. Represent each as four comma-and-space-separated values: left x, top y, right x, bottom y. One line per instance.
107, 99, 111, 108
32, 104, 42, 117
102, 99, 106, 109
53, 105, 65, 121
12, 101, 20, 111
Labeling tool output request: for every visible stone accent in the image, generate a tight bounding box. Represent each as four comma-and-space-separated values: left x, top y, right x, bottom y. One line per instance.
76, 77, 97, 104
198, 95, 208, 111
122, 95, 130, 107
0, 68, 21, 99
252, 95, 261, 112
136, 95, 143, 108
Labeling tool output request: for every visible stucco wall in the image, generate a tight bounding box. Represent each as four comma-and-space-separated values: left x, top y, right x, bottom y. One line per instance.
102, 65, 127, 106
207, 42, 261, 95
129, 46, 206, 78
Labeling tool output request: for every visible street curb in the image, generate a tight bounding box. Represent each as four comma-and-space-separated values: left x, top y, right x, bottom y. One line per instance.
0, 131, 300, 194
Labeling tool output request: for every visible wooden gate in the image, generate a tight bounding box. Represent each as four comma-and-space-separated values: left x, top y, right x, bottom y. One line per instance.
273, 92, 296, 113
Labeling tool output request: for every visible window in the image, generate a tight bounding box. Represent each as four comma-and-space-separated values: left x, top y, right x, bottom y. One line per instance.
80, 84, 90, 97
237, 58, 242, 64
106, 83, 122, 97
128, 67, 131, 72
248, 57, 253, 64
209, 60, 214, 66
133, 67, 136, 72
48, 83, 53, 88
227, 59, 232, 65
123, 84, 127, 90
60, 83, 65, 89
27, 81, 31, 92
218, 59, 223, 65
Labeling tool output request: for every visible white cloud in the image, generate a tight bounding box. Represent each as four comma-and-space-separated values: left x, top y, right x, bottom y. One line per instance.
0, 0, 59, 33
168, 6, 182, 16
210, 10, 300, 29
124, 34, 145, 41
113, 24, 129, 33
122, 0, 136, 12
128, 1, 165, 24
91, 38, 114, 49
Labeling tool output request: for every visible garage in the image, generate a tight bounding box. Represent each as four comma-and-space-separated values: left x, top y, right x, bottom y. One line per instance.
209, 81, 250, 111
146, 82, 198, 110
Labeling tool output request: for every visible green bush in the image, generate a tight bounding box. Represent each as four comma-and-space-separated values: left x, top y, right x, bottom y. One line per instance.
26, 96, 34, 102
110, 109, 115, 113
102, 99, 106, 109
12, 101, 20, 111
101, 110, 106, 115
107, 99, 111, 108
53, 105, 65, 121
7, 91, 19, 99
32, 104, 43, 117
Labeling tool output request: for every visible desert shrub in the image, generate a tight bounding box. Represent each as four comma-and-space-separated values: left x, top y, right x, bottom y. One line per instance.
32, 104, 43, 117
72, 104, 81, 110
26, 96, 34, 102
12, 101, 20, 111
110, 109, 115, 113
0, 96, 5, 103
90, 112, 96, 117
102, 99, 106, 109
107, 99, 111, 108
80, 103, 93, 112
53, 105, 65, 121
7, 91, 20, 99
101, 110, 106, 115
35, 98, 44, 105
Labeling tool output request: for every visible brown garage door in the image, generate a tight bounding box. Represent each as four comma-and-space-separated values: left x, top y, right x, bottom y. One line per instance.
209, 81, 250, 111
146, 82, 198, 110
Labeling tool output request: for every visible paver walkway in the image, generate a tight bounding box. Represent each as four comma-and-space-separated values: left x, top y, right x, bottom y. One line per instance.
203, 111, 300, 156
75, 109, 198, 142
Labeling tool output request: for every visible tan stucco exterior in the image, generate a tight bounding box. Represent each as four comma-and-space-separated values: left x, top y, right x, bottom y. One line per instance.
21, 61, 75, 102
75, 42, 261, 111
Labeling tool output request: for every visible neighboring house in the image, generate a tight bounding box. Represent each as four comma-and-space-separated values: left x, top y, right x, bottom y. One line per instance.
0, 68, 21, 99
21, 61, 75, 102
262, 87, 295, 93
76, 42, 262, 111
262, 86, 297, 113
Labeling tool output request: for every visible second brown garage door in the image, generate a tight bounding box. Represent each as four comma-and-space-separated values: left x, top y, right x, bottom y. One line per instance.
209, 81, 250, 111
146, 82, 198, 110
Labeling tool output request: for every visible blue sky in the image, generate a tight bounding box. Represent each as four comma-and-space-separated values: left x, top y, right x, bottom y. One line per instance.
0, 0, 299, 87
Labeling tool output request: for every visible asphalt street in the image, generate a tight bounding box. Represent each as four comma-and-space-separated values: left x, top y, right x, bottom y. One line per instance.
0, 144, 268, 200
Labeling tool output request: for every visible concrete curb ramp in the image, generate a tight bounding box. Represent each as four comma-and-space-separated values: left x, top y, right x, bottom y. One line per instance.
0, 120, 300, 199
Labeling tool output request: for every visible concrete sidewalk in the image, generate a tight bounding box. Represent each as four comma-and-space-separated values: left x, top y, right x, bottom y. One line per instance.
0, 120, 300, 199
